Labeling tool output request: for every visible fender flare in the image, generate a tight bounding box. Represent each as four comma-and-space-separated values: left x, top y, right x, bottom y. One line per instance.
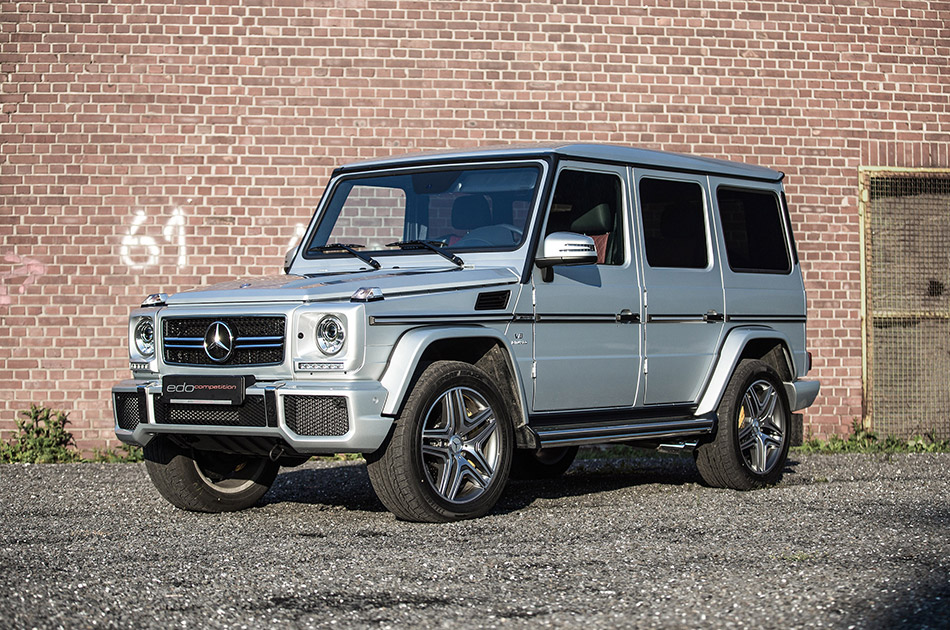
695, 327, 796, 416
378, 326, 530, 424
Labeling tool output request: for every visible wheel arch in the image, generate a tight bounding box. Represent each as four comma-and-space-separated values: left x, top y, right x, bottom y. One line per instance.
379, 326, 530, 430
695, 327, 796, 416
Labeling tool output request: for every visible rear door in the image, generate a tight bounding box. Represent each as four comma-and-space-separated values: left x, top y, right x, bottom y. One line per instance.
634, 170, 726, 405
710, 179, 807, 374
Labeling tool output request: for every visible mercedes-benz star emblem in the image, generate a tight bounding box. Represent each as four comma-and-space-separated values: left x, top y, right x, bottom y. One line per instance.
203, 321, 234, 363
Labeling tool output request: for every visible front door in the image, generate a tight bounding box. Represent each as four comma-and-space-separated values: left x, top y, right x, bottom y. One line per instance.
634, 170, 725, 405
532, 163, 643, 412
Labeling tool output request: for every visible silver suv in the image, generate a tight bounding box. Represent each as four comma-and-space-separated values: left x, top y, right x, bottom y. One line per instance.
113, 144, 820, 522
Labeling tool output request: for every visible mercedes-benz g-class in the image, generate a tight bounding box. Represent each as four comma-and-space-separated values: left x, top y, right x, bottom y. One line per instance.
113, 144, 820, 522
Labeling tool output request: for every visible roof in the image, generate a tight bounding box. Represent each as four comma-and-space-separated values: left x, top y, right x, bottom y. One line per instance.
334, 143, 784, 182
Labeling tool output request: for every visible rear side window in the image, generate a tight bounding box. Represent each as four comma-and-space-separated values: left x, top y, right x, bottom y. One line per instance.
716, 187, 791, 273
639, 178, 708, 269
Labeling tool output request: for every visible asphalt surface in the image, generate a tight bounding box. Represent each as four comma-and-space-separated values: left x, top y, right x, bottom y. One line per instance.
0, 451, 948, 630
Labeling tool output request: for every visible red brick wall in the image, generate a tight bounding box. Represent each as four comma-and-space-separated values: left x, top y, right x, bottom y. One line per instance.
2, 0, 948, 450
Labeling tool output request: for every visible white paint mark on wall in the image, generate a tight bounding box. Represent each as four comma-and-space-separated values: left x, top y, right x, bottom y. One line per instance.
120, 208, 187, 270
119, 210, 159, 269
0, 253, 47, 311
288, 222, 307, 251
162, 208, 187, 267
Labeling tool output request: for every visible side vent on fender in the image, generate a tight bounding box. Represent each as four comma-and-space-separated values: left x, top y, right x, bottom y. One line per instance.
475, 290, 510, 311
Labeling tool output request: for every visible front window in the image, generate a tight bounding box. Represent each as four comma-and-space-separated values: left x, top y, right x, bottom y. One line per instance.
303, 164, 542, 260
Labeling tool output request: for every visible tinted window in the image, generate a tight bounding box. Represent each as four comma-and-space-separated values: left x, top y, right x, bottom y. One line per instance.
545, 170, 624, 265
639, 178, 708, 269
717, 187, 791, 273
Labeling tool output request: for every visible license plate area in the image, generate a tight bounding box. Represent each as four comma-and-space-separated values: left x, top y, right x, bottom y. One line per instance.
160, 375, 248, 406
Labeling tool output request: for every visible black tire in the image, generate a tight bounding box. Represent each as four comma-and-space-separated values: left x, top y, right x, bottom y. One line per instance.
143, 435, 279, 512
510, 446, 578, 480
695, 359, 791, 490
365, 360, 514, 522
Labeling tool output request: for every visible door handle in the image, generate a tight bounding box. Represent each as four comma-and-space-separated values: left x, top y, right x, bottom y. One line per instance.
617, 309, 640, 324
703, 310, 724, 323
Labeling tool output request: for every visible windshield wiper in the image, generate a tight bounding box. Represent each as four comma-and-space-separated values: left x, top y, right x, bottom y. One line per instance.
306, 243, 381, 270
387, 240, 464, 268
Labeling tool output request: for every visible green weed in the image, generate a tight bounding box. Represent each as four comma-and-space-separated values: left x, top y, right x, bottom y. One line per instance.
795, 420, 950, 454
0, 404, 82, 463
89, 443, 144, 463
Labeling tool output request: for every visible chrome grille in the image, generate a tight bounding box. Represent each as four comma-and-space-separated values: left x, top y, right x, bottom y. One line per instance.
283, 395, 349, 437
162, 316, 285, 366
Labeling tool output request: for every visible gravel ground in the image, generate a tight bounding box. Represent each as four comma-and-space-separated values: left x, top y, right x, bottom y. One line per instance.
0, 452, 948, 630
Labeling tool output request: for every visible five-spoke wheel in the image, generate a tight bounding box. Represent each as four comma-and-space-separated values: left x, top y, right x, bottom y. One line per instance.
736, 378, 786, 475
420, 386, 501, 504
695, 359, 790, 489
366, 360, 513, 522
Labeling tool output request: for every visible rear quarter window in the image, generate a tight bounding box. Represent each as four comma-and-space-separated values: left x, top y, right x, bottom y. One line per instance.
716, 187, 792, 274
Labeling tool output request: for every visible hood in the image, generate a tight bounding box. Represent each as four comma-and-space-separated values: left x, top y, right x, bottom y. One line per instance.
165, 266, 520, 306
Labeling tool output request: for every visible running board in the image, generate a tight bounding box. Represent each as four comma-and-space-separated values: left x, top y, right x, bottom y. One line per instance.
533, 414, 716, 448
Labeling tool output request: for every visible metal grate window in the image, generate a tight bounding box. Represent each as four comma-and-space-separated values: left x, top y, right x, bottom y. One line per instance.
862, 169, 950, 438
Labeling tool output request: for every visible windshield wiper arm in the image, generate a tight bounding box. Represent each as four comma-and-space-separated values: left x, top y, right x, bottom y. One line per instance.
386, 240, 464, 268
306, 243, 381, 270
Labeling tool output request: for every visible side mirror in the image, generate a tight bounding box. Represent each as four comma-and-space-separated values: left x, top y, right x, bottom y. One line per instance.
283, 246, 298, 274
535, 232, 598, 282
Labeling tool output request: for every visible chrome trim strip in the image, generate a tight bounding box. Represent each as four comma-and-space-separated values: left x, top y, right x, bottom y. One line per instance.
647, 314, 707, 323
369, 314, 513, 326
535, 314, 617, 323
726, 315, 807, 323
535, 416, 715, 448
369, 313, 631, 325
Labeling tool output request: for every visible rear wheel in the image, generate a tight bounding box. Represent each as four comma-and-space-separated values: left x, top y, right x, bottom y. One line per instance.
366, 361, 514, 522
695, 359, 790, 490
144, 436, 279, 512
510, 446, 578, 479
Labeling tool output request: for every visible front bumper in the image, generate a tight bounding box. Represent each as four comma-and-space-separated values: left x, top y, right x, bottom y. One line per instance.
112, 378, 393, 454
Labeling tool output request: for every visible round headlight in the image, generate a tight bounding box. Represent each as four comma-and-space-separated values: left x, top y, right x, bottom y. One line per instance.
316, 315, 346, 356
134, 318, 155, 358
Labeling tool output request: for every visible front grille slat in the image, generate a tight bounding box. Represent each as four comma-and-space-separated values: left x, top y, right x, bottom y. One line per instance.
162, 316, 285, 366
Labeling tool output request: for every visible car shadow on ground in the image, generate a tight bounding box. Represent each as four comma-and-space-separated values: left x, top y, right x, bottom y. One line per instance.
260, 454, 803, 516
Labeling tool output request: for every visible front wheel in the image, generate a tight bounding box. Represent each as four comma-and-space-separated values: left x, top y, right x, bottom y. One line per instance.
365, 361, 514, 522
695, 359, 791, 490
144, 436, 279, 512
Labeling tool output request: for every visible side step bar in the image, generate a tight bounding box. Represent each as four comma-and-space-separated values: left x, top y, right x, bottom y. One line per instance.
532, 413, 716, 448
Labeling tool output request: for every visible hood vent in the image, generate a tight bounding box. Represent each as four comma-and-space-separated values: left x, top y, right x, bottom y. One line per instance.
475, 290, 510, 311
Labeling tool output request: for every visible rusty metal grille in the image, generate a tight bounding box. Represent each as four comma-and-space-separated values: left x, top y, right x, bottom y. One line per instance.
863, 170, 950, 438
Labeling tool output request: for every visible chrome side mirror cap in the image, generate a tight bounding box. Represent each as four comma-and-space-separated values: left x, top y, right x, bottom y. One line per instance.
536, 231, 597, 271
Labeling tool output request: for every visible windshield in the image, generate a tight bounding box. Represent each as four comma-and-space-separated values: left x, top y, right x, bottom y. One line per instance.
303, 164, 542, 259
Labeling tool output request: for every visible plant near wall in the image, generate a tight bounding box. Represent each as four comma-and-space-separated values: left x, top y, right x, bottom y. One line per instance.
0, 404, 82, 463
796, 420, 950, 454
90, 443, 144, 463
